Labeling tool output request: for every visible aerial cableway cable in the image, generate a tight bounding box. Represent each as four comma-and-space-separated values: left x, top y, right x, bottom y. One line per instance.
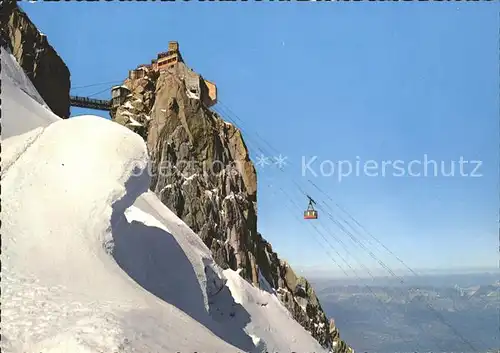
71, 81, 124, 102
269, 183, 428, 353
302, 183, 480, 351
278, 182, 450, 353
68, 83, 480, 351
316, 201, 404, 282
289, 161, 477, 352
216, 101, 439, 280
215, 101, 479, 352
87, 85, 115, 98
315, 202, 480, 352
216, 102, 400, 284
217, 102, 398, 278
219, 97, 410, 270
310, 202, 462, 352
212, 106, 267, 157
309, 179, 420, 276
309, 179, 492, 309
71, 80, 123, 90
218, 100, 277, 156
278, 171, 469, 353
214, 105, 414, 343
213, 105, 272, 160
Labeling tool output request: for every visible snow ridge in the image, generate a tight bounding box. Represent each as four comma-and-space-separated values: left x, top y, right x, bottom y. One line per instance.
0, 47, 47, 108
1, 46, 328, 353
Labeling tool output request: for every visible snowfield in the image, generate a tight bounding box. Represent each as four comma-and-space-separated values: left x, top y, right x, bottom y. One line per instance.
1, 47, 327, 353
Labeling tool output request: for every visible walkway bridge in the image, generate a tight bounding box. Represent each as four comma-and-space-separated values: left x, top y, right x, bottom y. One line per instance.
70, 96, 111, 111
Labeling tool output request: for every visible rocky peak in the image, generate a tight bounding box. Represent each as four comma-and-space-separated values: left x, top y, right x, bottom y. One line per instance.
1, 0, 70, 118
3, 3, 352, 350
112, 48, 352, 352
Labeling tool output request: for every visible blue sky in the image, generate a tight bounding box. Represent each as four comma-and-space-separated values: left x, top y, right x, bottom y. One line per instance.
21, 2, 498, 277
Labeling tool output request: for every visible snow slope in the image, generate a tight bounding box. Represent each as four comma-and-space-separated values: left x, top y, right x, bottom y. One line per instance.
1, 46, 327, 353
1, 48, 57, 139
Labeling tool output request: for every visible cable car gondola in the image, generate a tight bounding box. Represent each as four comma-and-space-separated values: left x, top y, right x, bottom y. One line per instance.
304, 196, 318, 220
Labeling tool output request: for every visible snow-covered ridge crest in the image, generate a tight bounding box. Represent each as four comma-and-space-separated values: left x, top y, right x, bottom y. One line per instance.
1, 47, 60, 139
2, 42, 329, 352
2, 116, 326, 353
1, 116, 240, 352
0, 47, 47, 108
2, 115, 150, 285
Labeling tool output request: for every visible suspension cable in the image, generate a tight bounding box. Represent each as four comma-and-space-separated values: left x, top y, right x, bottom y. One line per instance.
215, 100, 479, 352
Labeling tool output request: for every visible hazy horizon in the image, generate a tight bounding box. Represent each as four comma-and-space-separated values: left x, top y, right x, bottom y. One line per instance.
297, 265, 499, 279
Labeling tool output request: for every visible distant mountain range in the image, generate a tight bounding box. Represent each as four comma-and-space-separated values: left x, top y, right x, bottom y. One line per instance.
310, 272, 499, 353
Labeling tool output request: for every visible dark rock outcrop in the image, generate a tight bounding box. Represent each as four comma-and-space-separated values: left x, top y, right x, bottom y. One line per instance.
112, 60, 353, 352
1, 0, 70, 118
0, 2, 352, 351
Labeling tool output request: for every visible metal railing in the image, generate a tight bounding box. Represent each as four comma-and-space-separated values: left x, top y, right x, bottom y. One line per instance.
70, 95, 111, 111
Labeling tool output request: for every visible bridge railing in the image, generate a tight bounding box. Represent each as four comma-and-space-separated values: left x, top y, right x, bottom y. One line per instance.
70, 95, 111, 111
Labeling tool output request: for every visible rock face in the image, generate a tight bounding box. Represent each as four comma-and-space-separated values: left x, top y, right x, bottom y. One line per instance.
112, 60, 353, 352
0, 0, 71, 118
0, 2, 351, 350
